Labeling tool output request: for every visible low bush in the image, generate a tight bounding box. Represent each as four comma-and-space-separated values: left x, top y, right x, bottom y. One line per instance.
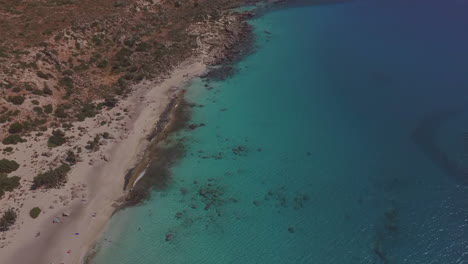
59, 76, 74, 96
103, 96, 117, 108
96, 60, 108, 68
43, 87, 53, 95
33, 106, 43, 114
0, 159, 19, 174
3, 147, 13, 153
76, 103, 97, 121
44, 104, 53, 114
2, 135, 25, 145
62, 69, 74, 76
8, 122, 23, 134
0, 209, 17, 231
48, 130, 66, 147
31, 164, 71, 189
7, 95, 25, 105
54, 106, 68, 118
29, 207, 41, 219
65, 150, 77, 165
32, 88, 43, 95
36, 71, 49, 80
0, 174, 20, 197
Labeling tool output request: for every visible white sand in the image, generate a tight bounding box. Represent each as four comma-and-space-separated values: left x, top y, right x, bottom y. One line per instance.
0, 59, 207, 264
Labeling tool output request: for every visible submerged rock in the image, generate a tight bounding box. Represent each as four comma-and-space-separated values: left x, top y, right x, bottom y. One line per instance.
175, 211, 183, 219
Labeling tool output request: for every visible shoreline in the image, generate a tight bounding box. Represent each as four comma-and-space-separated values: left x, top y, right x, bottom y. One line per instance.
83, 9, 258, 262
0, 59, 207, 264
0, 4, 260, 263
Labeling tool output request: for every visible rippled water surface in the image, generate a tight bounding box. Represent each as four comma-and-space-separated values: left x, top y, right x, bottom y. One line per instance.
93, 1, 468, 263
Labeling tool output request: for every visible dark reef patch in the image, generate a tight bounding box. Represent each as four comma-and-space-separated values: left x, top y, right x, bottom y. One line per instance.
125, 141, 186, 206
122, 13, 257, 206
411, 108, 468, 185
123, 97, 193, 206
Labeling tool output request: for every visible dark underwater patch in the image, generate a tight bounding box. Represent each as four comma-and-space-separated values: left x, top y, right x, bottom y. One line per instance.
411, 108, 468, 185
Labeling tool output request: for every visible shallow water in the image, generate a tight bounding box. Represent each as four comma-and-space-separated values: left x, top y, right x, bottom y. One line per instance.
92, 1, 468, 263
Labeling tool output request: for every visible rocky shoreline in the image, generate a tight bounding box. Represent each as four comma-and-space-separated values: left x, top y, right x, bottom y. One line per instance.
121, 9, 258, 208
0, 1, 285, 263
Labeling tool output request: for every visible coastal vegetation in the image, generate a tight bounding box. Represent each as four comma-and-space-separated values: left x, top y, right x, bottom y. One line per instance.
0, 209, 17, 232
8, 122, 23, 134
3, 147, 13, 153
76, 103, 98, 121
7, 95, 25, 105
0, 0, 257, 249
0, 174, 20, 197
29, 207, 41, 219
44, 104, 53, 114
31, 164, 71, 189
85, 134, 101, 152
47, 129, 66, 147
2, 134, 25, 145
0, 0, 249, 141
0, 159, 19, 174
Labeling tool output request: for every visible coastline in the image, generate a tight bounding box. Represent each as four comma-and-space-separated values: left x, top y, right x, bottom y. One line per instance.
0, 59, 207, 264
0, 3, 259, 263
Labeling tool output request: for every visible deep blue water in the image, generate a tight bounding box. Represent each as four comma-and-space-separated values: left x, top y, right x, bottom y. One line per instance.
92, 1, 468, 263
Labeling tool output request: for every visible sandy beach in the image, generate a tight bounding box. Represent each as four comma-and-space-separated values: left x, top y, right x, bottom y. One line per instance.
0, 59, 207, 264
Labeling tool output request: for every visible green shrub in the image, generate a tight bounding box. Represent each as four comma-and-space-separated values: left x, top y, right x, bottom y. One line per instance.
8, 122, 23, 134
96, 60, 108, 68
36, 71, 49, 80
62, 69, 74, 76
24, 83, 33, 91
136, 42, 150, 52
59, 76, 73, 88
0, 115, 8, 123
73, 63, 89, 72
0, 174, 20, 197
31, 164, 71, 189
59, 76, 74, 96
29, 207, 41, 219
2, 135, 25, 145
31, 100, 40, 105
7, 95, 25, 105
3, 147, 13, 153
92, 35, 103, 46
85, 134, 101, 152
0, 209, 17, 231
43, 87, 53, 95
103, 96, 117, 108
48, 129, 66, 147
44, 104, 53, 114
65, 150, 77, 165
0, 159, 19, 174
76, 103, 97, 121
32, 88, 43, 95
54, 104, 68, 118
33, 106, 43, 114
31, 118, 47, 127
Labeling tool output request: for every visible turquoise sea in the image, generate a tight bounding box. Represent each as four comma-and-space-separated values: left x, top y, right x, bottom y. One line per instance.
92, 1, 468, 263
